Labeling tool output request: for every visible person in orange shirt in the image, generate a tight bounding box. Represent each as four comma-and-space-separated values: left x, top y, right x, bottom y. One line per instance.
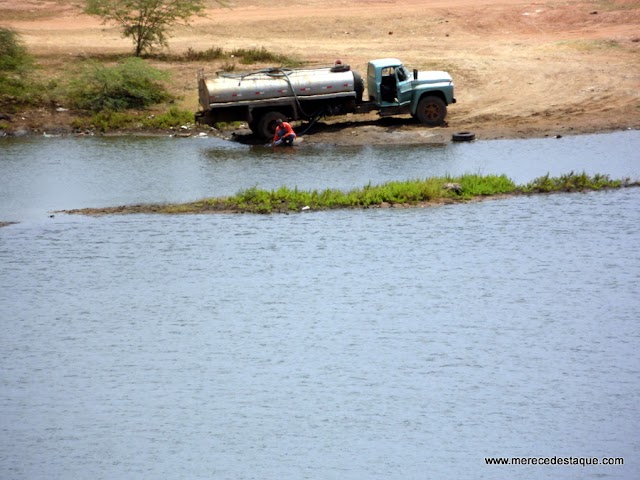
271, 118, 297, 146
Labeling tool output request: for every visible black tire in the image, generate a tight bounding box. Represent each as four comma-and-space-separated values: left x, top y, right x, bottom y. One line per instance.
415, 95, 447, 126
256, 111, 288, 140
452, 131, 476, 142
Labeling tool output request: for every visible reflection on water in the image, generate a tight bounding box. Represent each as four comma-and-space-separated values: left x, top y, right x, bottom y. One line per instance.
1, 132, 639, 479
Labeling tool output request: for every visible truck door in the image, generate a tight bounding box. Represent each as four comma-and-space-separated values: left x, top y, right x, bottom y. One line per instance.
380, 66, 397, 104
396, 66, 412, 105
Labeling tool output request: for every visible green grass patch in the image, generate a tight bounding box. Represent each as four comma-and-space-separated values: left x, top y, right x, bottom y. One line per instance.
60, 172, 639, 216
71, 106, 195, 132
227, 178, 450, 213
449, 173, 516, 197
523, 171, 622, 193
145, 107, 194, 128
190, 172, 635, 213
222, 174, 517, 213
71, 110, 137, 132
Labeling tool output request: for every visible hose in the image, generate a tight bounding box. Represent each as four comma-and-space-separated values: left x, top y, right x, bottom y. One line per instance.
295, 111, 326, 136
218, 66, 333, 131
266, 67, 313, 118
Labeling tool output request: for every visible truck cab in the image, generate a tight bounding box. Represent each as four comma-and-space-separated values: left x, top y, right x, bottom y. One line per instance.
366, 58, 456, 126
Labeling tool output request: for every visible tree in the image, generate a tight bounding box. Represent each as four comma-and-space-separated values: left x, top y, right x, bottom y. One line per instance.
85, 0, 224, 57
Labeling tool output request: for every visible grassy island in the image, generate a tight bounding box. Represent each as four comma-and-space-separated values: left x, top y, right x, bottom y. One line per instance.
61, 172, 638, 216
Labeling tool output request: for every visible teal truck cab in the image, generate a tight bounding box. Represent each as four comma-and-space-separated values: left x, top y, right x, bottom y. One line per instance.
358, 58, 456, 126
196, 57, 456, 139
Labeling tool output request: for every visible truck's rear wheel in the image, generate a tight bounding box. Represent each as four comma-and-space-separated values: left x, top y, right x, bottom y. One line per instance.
256, 111, 288, 140
415, 95, 447, 126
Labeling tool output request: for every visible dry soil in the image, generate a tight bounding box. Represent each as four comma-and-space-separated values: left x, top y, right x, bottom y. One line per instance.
1, 0, 639, 144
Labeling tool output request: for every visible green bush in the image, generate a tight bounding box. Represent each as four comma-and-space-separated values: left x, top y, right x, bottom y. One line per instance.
0, 27, 33, 73
65, 57, 173, 112
0, 27, 41, 109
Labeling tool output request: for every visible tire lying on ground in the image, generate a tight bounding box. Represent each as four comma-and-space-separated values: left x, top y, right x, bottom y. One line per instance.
452, 131, 475, 142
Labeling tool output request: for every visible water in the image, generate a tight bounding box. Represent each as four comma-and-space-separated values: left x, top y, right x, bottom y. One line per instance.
1, 131, 639, 479
1, 130, 639, 221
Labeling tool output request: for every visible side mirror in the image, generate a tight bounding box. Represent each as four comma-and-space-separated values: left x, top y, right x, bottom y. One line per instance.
413, 69, 418, 80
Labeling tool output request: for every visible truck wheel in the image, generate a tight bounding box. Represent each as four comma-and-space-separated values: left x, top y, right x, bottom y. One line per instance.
415, 95, 447, 126
257, 111, 287, 140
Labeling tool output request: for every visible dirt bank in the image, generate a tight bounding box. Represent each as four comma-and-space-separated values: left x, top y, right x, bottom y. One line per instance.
1, 0, 639, 144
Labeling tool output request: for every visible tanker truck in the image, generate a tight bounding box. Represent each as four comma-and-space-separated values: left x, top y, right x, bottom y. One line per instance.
195, 58, 456, 140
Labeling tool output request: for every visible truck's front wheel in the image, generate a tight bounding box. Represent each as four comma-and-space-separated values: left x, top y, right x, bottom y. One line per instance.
415, 95, 447, 126
256, 111, 288, 140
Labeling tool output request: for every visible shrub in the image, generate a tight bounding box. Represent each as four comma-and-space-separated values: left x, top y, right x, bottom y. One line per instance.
65, 57, 173, 112
0, 27, 41, 109
0, 27, 33, 73
220, 61, 236, 72
183, 46, 225, 61
229, 47, 303, 67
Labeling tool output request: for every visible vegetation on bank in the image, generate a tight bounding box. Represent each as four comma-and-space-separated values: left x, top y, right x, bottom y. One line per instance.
0, 26, 301, 133
1, 27, 177, 122
60, 172, 638, 216
70, 106, 196, 132
64, 57, 173, 112
0, 27, 44, 112
178, 46, 303, 68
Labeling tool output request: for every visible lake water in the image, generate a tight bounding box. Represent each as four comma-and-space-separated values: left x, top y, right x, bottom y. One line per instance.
1, 130, 639, 221
1, 131, 639, 479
